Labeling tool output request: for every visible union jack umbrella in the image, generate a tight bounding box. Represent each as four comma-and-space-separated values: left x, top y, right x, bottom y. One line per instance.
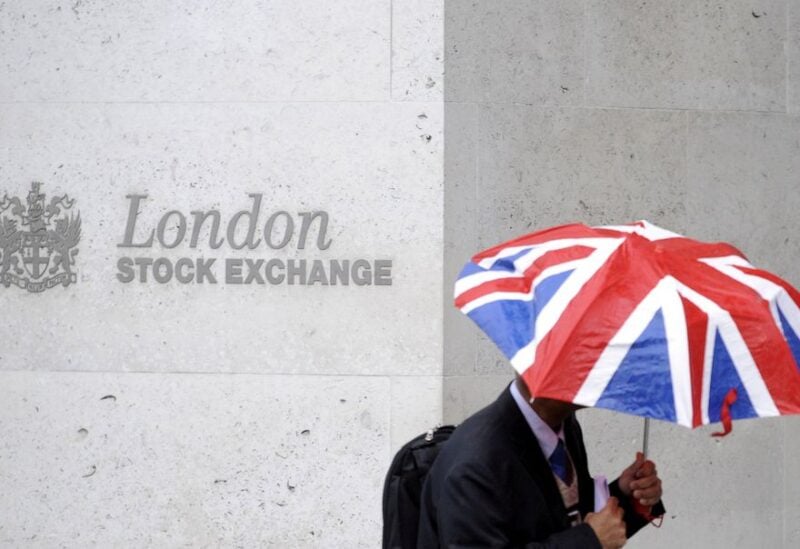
454, 221, 800, 437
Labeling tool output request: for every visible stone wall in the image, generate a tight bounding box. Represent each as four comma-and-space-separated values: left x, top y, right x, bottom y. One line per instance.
0, 2, 443, 546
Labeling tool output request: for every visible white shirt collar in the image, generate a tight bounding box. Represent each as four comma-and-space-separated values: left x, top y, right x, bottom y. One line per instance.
509, 381, 565, 459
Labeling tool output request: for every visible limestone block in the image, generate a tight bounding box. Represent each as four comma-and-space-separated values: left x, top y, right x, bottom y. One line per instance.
389, 375, 442, 452
783, 418, 800, 547
586, 1, 786, 111
0, 371, 392, 547
475, 104, 688, 250
684, 110, 800, 286
445, 0, 584, 105
442, 374, 512, 425
0, 0, 390, 102
392, 0, 444, 101
444, 102, 480, 376
788, 2, 800, 113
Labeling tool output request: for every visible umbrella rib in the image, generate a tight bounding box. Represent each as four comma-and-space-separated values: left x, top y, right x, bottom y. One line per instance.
661, 279, 693, 428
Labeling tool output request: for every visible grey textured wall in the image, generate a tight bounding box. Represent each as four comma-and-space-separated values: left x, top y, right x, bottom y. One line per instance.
444, 1, 800, 548
0, 2, 443, 547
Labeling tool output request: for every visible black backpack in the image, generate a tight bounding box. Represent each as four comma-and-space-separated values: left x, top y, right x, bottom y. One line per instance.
382, 424, 456, 549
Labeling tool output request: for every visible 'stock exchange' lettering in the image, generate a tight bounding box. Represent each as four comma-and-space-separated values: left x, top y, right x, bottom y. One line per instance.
116, 194, 392, 286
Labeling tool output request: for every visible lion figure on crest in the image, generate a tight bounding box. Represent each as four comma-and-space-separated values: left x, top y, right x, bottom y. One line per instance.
47, 213, 81, 275
0, 216, 24, 275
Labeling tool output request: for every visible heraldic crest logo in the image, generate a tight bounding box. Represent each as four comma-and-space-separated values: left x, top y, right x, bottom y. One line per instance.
0, 182, 80, 293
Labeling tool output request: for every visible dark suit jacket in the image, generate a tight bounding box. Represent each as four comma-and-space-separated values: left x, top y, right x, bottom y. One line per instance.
417, 386, 663, 548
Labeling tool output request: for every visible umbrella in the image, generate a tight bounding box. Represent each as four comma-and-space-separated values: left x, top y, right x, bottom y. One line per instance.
454, 220, 800, 440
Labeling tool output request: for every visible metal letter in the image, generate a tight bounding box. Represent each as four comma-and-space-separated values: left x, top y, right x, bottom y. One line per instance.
175, 257, 194, 283
329, 260, 349, 286
118, 194, 154, 248
153, 257, 174, 283
374, 259, 393, 286
156, 210, 187, 249
196, 257, 217, 284
264, 211, 294, 249
116, 257, 135, 283
286, 259, 306, 285
244, 259, 265, 284
307, 259, 329, 285
226, 258, 243, 284
351, 259, 372, 286
297, 211, 332, 250
134, 257, 153, 282
190, 210, 224, 249
227, 193, 263, 250
265, 259, 285, 284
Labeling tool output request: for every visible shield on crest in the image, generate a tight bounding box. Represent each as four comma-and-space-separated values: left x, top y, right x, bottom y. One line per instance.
21, 232, 50, 279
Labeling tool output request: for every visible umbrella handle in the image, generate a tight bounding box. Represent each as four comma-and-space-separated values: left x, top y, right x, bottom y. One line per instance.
642, 417, 650, 459
635, 418, 664, 526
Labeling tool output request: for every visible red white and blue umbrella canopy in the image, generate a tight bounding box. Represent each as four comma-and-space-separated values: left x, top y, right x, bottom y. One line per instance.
454, 221, 800, 432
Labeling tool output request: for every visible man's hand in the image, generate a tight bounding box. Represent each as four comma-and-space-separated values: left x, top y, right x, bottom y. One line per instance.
618, 452, 663, 508
585, 496, 627, 549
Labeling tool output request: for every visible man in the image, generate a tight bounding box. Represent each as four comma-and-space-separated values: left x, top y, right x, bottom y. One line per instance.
417, 377, 664, 548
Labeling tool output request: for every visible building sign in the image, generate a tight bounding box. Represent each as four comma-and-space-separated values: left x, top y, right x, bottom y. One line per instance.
116, 193, 393, 286
0, 182, 80, 293
1, 184, 393, 292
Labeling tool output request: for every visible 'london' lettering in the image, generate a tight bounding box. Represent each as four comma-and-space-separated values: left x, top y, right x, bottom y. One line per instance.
118, 194, 332, 250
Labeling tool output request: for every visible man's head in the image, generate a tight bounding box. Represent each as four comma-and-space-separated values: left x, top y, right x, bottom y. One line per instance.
513, 375, 584, 430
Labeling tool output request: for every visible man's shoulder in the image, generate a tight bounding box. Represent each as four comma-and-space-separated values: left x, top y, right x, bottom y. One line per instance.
432, 390, 522, 475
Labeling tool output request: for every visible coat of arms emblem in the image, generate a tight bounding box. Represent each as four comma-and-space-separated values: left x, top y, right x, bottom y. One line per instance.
0, 182, 80, 292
